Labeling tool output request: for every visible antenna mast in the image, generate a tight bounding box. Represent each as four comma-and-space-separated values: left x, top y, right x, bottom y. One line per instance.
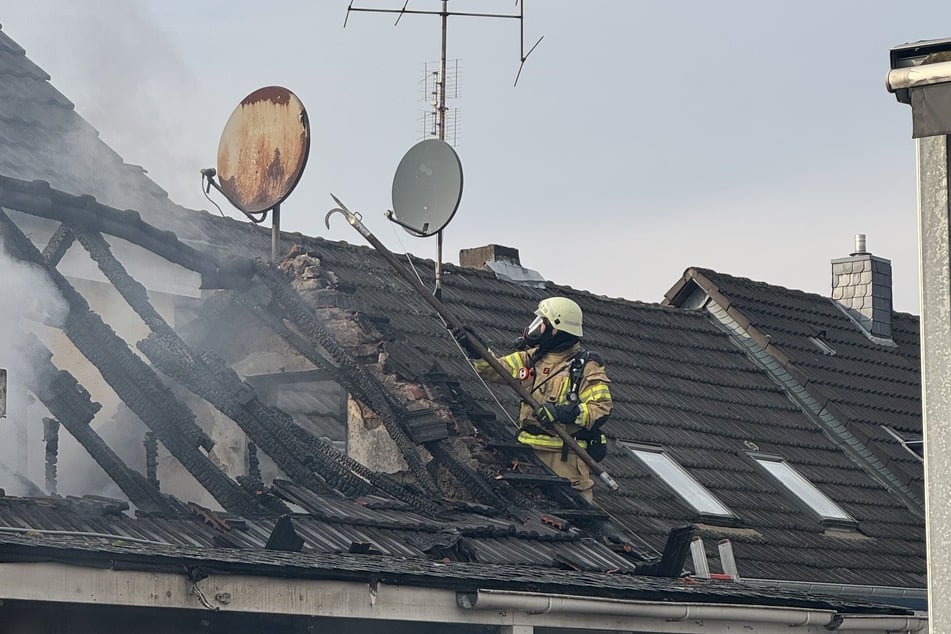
345, 0, 542, 298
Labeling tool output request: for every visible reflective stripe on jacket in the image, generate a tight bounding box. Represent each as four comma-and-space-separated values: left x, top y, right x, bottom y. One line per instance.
474, 342, 612, 451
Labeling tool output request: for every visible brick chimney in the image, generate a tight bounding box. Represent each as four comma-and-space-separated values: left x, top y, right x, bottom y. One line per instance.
459, 244, 522, 269
831, 234, 892, 340
459, 244, 545, 288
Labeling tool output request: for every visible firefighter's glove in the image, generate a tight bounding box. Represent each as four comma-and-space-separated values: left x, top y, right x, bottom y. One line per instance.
450, 325, 482, 360
535, 403, 580, 428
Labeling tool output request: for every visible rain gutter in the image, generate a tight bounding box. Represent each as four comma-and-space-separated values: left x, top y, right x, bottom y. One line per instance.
458, 589, 927, 631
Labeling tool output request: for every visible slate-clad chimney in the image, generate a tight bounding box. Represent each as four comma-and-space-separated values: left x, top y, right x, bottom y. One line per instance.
831, 234, 892, 339
459, 244, 546, 288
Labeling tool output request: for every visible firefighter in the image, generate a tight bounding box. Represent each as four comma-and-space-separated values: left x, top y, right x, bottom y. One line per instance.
462, 297, 612, 502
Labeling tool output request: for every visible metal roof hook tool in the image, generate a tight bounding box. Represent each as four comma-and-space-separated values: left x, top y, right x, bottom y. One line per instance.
325, 195, 620, 492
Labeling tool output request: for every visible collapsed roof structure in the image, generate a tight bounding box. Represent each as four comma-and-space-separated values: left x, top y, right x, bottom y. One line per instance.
0, 21, 927, 634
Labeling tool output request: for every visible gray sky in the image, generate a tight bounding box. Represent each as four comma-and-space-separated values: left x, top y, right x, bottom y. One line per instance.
2, 1, 947, 313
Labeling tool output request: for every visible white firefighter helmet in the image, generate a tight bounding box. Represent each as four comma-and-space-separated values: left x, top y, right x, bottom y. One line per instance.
535, 297, 583, 337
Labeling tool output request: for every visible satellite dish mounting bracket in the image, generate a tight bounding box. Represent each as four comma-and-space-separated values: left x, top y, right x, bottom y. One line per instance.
384, 210, 428, 237
202, 169, 270, 224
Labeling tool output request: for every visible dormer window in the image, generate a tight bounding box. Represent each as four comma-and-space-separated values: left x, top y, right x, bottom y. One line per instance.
751, 454, 854, 524
624, 443, 733, 518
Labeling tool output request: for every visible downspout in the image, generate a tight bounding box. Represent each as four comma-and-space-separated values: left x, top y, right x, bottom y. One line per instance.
458, 589, 835, 626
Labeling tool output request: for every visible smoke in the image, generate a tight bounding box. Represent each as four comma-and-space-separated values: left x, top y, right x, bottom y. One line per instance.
0, 238, 68, 495
0, 233, 156, 502
0, 0, 206, 214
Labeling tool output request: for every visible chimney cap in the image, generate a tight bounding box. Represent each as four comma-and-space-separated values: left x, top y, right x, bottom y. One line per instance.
851, 234, 867, 256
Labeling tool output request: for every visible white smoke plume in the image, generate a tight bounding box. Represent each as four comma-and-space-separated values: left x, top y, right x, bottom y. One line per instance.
0, 237, 68, 495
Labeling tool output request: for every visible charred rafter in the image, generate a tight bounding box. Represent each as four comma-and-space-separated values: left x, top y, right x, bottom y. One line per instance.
0, 175, 254, 289
19, 332, 176, 513
0, 211, 260, 515
42, 417, 59, 495
41, 224, 74, 266
250, 263, 440, 496
144, 432, 159, 489
425, 441, 510, 511
282, 421, 445, 517
74, 229, 340, 497
74, 227, 435, 508
140, 334, 341, 497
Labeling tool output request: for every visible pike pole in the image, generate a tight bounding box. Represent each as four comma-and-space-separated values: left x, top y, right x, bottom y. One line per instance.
325, 195, 620, 491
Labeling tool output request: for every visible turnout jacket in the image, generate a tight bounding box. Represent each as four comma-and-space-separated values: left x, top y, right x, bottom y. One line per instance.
475, 342, 612, 451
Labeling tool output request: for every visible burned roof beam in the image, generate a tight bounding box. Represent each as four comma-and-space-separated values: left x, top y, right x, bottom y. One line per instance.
282, 422, 445, 516
41, 224, 74, 267
20, 332, 177, 513
140, 333, 342, 497
0, 175, 253, 289
0, 211, 260, 515
70, 229, 381, 500
73, 227, 438, 508
251, 264, 440, 496
426, 441, 510, 511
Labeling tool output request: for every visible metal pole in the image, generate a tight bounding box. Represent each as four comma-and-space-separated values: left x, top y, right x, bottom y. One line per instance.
326, 198, 620, 491
271, 203, 281, 262
434, 0, 449, 300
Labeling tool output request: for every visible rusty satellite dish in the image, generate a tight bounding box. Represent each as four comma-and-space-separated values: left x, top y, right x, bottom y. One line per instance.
387, 139, 463, 237
216, 86, 310, 214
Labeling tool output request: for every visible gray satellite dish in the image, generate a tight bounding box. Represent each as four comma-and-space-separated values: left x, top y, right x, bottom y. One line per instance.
388, 139, 463, 237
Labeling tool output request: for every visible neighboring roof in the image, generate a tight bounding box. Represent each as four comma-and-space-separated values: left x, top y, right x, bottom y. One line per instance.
665, 268, 924, 500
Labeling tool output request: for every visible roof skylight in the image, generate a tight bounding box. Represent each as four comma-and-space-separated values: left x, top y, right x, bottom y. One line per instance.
625, 444, 733, 517
752, 455, 853, 522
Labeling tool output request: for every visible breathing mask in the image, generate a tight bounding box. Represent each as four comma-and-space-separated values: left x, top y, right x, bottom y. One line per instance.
521, 314, 551, 347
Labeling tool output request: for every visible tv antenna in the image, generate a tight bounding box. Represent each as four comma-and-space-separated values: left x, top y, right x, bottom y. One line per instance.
420, 58, 461, 146
345, 1, 542, 297
201, 86, 311, 262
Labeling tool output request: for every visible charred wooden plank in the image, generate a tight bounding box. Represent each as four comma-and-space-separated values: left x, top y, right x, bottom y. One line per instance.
41, 224, 74, 266
426, 441, 509, 511
282, 423, 445, 517
73, 229, 347, 502
140, 333, 339, 497
42, 417, 59, 495
144, 432, 159, 489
